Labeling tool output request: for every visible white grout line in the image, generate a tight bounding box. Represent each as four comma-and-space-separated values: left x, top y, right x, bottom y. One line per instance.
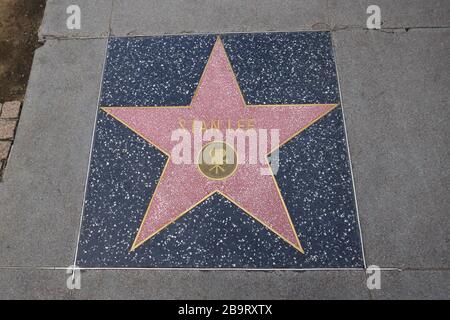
330, 32, 368, 269
0, 266, 414, 272
66, 267, 369, 271
71, 35, 111, 271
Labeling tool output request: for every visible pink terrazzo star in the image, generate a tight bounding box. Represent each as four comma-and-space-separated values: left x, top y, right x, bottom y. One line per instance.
102, 37, 337, 252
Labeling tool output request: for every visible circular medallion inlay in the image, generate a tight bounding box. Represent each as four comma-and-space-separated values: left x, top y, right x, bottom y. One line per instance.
198, 141, 238, 180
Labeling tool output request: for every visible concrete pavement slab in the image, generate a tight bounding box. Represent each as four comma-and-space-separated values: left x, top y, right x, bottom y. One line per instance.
332, 29, 450, 268
2, 268, 449, 299
110, 0, 329, 36
0, 268, 369, 299
372, 270, 450, 299
0, 268, 73, 300
76, 270, 369, 299
0, 39, 107, 266
39, 0, 112, 39
329, 0, 450, 29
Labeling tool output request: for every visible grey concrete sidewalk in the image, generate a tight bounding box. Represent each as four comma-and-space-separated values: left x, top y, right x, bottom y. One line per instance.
0, 0, 449, 299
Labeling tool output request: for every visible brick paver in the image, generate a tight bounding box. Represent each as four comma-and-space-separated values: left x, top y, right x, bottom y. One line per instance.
0, 140, 12, 160
0, 101, 21, 119
0, 101, 21, 178
0, 119, 17, 140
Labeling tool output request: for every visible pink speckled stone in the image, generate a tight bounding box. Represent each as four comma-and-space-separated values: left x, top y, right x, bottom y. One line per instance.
104, 38, 336, 252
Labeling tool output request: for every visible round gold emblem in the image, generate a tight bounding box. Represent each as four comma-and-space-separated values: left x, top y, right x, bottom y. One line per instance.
198, 141, 238, 180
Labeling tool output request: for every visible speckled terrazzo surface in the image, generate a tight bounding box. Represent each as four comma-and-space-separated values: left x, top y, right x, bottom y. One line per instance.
76, 32, 364, 268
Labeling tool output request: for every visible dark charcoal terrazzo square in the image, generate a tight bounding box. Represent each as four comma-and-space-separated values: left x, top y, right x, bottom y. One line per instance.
77, 32, 364, 268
